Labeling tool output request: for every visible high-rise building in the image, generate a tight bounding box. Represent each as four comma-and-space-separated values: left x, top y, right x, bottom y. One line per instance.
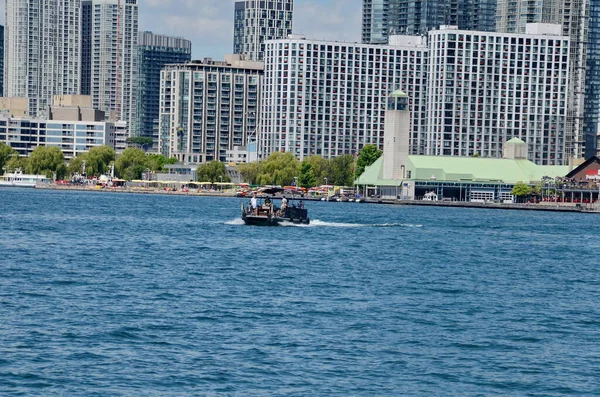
585, 0, 600, 158
81, 1, 93, 96
136, 31, 192, 148
426, 25, 570, 165
261, 35, 429, 160
82, 0, 138, 129
232, 0, 293, 61
261, 26, 571, 165
496, 0, 589, 160
158, 55, 263, 163
362, 0, 496, 44
4, 0, 81, 116
0, 25, 4, 96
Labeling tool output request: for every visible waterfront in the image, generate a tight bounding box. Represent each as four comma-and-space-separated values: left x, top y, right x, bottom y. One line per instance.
1, 188, 599, 395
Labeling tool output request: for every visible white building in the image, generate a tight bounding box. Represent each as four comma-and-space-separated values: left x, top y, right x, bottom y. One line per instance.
496, 0, 588, 160
82, 0, 138, 129
158, 55, 263, 163
233, 0, 293, 61
0, 117, 116, 161
426, 25, 570, 165
4, 0, 81, 116
260, 35, 429, 160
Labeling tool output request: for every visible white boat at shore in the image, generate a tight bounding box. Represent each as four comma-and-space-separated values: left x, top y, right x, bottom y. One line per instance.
0, 170, 51, 188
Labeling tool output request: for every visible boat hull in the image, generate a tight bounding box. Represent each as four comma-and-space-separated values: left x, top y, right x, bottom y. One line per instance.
241, 214, 310, 226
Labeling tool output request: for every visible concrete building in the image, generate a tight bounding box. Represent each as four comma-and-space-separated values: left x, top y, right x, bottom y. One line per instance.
584, 0, 600, 158
260, 35, 429, 160
0, 25, 4, 96
136, 31, 192, 148
82, 0, 139, 127
426, 25, 570, 165
4, 0, 81, 116
233, 0, 293, 61
158, 55, 263, 163
362, 0, 496, 44
496, 0, 589, 160
0, 117, 116, 161
0, 97, 29, 117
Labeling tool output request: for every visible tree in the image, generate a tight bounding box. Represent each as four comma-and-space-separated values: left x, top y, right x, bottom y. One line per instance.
115, 148, 147, 180
146, 154, 177, 172
127, 136, 154, 152
68, 154, 86, 176
0, 143, 17, 173
238, 161, 262, 185
197, 160, 230, 183
298, 161, 317, 188
55, 163, 68, 180
26, 146, 65, 175
356, 144, 382, 178
5, 155, 29, 173
304, 155, 328, 184
257, 152, 298, 186
330, 154, 355, 186
85, 146, 116, 176
511, 182, 532, 202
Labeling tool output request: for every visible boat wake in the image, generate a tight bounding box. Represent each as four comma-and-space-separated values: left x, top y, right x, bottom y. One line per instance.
225, 218, 245, 225
281, 220, 424, 228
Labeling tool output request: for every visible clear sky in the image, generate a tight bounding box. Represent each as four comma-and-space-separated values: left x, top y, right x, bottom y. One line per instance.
0, 0, 362, 60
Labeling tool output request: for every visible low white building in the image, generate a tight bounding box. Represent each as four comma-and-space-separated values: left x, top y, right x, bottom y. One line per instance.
0, 116, 116, 161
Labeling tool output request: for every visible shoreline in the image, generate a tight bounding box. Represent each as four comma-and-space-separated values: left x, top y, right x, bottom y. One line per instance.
30, 184, 600, 214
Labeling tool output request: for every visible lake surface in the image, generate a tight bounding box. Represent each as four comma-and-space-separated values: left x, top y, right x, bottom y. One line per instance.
1, 188, 599, 396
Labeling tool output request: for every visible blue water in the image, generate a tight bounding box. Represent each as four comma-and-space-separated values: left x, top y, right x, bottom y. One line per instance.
1, 188, 599, 396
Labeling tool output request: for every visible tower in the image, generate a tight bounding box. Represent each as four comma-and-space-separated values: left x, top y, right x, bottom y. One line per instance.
383, 90, 410, 180
233, 0, 293, 61
83, 0, 138, 127
4, 0, 81, 116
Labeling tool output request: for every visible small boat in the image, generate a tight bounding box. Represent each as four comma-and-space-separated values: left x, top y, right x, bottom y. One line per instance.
0, 169, 51, 188
241, 198, 310, 226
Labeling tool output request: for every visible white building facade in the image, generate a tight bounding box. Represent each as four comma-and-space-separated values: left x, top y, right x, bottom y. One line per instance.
4, 0, 81, 116
260, 35, 429, 160
426, 25, 570, 165
158, 55, 263, 163
233, 0, 294, 61
0, 116, 116, 161
83, 0, 138, 127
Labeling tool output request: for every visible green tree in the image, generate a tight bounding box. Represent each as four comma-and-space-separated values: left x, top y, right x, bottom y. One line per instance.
55, 163, 68, 180
257, 152, 298, 186
298, 161, 316, 188
238, 161, 262, 185
356, 144, 382, 178
5, 155, 29, 173
305, 155, 328, 184
146, 154, 177, 172
0, 143, 17, 173
26, 146, 65, 175
115, 148, 147, 180
85, 146, 116, 176
511, 182, 532, 202
68, 154, 86, 176
197, 160, 230, 183
127, 136, 154, 152
330, 154, 355, 186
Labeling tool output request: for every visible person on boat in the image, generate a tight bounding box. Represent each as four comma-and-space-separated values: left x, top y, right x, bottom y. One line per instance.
278, 195, 288, 216
250, 193, 258, 215
264, 196, 271, 206
299, 200, 304, 209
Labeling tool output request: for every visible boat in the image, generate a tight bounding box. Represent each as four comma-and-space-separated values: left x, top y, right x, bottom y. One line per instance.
0, 169, 51, 188
241, 197, 310, 226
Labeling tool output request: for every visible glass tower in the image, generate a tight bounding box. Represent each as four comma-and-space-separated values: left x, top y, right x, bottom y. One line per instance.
136, 31, 192, 149
584, 0, 600, 158
362, 0, 496, 44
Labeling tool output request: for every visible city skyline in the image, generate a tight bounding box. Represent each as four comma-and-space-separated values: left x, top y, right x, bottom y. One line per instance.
0, 0, 361, 60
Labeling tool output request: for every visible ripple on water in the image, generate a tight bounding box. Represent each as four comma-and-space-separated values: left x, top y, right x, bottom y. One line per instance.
0, 189, 599, 395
